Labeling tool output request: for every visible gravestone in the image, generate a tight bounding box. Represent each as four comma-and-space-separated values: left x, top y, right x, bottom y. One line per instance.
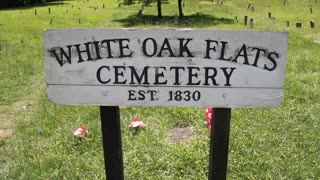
310, 20, 315, 28
244, 15, 248, 25
137, 10, 142, 17
296, 22, 302, 28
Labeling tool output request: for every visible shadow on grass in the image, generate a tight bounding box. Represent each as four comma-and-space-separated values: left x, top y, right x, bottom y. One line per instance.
113, 13, 235, 27
0, 0, 72, 11
34, 2, 71, 7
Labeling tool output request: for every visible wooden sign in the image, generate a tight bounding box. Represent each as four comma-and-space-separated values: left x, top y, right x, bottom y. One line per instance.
44, 29, 288, 107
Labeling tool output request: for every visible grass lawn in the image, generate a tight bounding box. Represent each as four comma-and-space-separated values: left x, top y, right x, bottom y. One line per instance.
0, 0, 319, 179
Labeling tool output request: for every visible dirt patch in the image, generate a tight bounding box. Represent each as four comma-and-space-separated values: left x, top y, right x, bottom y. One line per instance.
0, 100, 34, 138
171, 126, 192, 143
0, 114, 13, 128
305, 33, 320, 39
199, 1, 217, 5
304, 33, 320, 42
0, 129, 13, 139
11, 100, 35, 112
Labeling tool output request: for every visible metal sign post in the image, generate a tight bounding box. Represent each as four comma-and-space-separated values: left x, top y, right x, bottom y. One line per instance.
209, 108, 231, 180
100, 106, 124, 180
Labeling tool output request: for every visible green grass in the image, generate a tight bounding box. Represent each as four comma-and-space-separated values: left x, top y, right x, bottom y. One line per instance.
0, 0, 320, 179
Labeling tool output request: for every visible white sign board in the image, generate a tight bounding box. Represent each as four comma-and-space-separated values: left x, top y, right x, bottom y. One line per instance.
44, 29, 288, 107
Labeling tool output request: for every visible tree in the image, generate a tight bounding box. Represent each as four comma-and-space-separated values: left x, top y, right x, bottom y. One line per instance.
137, 0, 162, 19
157, 0, 162, 18
125, 0, 166, 20
177, 0, 183, 19
156, 0, 169, 19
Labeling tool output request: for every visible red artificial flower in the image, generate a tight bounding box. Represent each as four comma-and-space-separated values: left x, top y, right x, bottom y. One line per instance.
205, 108, 212, 119
129, 118, 146, 128
79, 126, 88, 132
204, 108, 214, 130
73, 126, 89, 138
205, 117, 212, 130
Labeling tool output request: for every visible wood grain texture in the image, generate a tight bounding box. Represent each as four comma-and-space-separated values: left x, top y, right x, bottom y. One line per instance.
44, 29, 288, 107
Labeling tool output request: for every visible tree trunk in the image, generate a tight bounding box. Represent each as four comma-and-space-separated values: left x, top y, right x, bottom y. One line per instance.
178, 0, 183, 19
157, 0, 162, 19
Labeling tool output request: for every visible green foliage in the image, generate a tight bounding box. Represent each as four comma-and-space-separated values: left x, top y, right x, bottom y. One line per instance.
0, 0, 63, 8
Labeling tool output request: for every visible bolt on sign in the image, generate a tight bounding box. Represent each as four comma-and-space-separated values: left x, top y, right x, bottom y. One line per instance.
44, 29, 288, 107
